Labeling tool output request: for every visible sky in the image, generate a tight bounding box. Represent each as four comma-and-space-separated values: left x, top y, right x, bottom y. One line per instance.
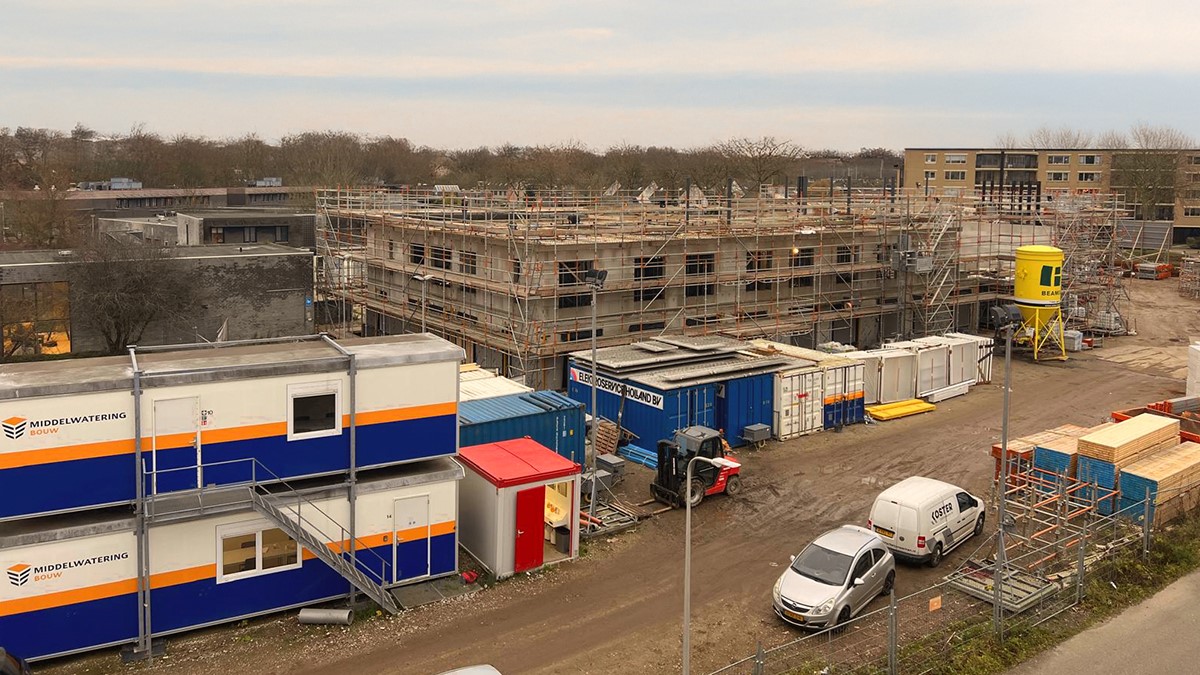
2, 0, 1199, 151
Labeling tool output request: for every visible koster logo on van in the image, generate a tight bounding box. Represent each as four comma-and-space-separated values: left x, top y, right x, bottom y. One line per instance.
930, 503, 955, 524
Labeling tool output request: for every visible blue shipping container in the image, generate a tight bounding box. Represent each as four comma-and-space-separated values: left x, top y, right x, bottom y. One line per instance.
458, 391, 586, 465
716, 373, 774, 448
565, 360, 716, 446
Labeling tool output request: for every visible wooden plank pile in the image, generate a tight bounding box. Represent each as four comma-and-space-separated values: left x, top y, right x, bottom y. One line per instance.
1119, 441, 1200, 526
1076, 414, 1181, 515
992, 424, 1090, 481
1034, 423, 1114, 479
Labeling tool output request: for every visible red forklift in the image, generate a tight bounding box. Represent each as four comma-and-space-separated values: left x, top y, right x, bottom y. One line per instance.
650, 426, 742, 508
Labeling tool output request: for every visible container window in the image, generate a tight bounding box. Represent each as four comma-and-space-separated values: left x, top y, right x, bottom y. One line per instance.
221, 532, 257, 575
262, 528, 300, 569
218, 524, 301, 582
293, 394, 336, 434
288, 382, 342, 441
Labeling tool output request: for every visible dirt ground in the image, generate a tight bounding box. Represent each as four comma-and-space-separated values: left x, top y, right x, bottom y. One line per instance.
41, 279, 1200, 675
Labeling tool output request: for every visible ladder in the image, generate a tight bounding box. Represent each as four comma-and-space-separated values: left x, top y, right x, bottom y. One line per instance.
248, 489, 401, 615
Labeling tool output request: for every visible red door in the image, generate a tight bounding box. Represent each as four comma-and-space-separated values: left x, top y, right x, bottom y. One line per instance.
514, 486, 544, 574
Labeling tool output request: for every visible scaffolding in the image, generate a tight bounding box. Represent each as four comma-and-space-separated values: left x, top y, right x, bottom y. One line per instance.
1181, 257, 1200, 300
1047, 193, 1131, 335
314, 186, 1120, 389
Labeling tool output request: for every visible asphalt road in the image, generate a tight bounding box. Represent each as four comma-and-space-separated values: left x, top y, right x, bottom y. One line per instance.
1008, 568, 1200, 675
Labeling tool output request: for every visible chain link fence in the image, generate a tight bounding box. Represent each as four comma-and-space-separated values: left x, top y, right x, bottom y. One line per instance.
708, 493, 1153, 675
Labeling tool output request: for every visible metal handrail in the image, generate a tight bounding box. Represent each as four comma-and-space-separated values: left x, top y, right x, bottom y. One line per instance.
142, 458, 394, 586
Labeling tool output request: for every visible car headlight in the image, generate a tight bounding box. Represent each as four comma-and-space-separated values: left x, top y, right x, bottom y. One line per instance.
815, 598, 835, 615
772, 578, 783, 602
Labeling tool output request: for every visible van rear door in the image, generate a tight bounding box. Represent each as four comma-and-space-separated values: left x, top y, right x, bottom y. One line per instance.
871, 499, 919, 554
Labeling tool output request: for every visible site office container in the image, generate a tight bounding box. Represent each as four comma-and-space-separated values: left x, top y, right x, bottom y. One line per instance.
820, 358, 866, 429
946, 332, 995, 383
885, 340, 950, 397
747, 341, 865, 430
842, 349, 916, 405
713, 372, 775, 447
459, 366, 534, 402
913, 335, 978, 388
774, 366, 824, 440
566, 360, 716, 448
0, 335, 463, 522
458, 391, 586, 465
458, 439, 580, 580
0, 461, 461, 661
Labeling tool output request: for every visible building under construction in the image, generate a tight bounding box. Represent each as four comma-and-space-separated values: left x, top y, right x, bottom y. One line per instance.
315, 186, 1127, 390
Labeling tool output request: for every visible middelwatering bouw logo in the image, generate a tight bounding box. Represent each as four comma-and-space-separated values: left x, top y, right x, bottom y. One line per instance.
2, 417, 27, 440
2, 412, 127, 441
6, 553, 130, 587
7, 564, 31, 586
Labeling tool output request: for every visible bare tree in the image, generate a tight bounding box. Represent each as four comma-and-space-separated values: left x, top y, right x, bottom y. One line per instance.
1111, 123, 1196, 234
1096, 129, 1130, 149
66, 238, 200, 354
1026, 125, 1093, 149
716, 136, 804, 191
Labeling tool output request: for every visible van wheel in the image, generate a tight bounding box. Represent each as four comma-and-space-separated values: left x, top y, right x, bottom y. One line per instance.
928, 543, 944, 568
973, 515, 986, 537
880, 570, 895, 596
832, 606, 852, 633
724, 474, 743, 496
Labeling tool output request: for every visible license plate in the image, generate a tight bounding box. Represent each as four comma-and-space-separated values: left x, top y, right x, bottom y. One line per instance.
874, 525, 895, 538
784, 609, 806, 623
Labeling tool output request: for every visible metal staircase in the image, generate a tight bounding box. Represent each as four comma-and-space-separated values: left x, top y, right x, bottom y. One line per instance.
248, 489, 401, 615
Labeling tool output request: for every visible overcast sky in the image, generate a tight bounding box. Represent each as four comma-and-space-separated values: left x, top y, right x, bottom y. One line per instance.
2, 1, 1198, 150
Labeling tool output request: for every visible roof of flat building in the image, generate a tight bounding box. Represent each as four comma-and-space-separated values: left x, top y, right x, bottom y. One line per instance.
0, 243, 310, 267
0, 334, 465, 400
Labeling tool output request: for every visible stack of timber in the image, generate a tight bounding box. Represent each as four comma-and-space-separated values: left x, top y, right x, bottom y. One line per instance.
1034, 423, 1114, 479
1076, 414, 1181, 515
1119, 441, 1200, 526
991, 425, 1088, 480
865, 399, 936, 421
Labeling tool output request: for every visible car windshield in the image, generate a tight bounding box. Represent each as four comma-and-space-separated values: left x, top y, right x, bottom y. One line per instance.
790, 543, 853, 586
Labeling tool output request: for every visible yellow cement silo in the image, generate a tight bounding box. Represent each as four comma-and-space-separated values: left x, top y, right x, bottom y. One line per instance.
1014, 245, 1066, 360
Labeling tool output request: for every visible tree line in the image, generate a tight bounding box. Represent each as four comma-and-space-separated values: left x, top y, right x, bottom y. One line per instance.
0, 124, 902, 193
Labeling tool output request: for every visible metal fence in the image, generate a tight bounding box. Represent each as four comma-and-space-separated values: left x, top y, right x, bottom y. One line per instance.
708, 494, 1153, 675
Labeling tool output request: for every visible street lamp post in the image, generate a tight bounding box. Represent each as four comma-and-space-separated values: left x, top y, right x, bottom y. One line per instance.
683, 454, 739, 675
989, 305, 1021, 639
583, 268, 607, 523
412, 274, 432, 333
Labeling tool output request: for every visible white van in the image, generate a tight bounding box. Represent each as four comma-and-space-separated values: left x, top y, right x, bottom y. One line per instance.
867, 477, 984, 567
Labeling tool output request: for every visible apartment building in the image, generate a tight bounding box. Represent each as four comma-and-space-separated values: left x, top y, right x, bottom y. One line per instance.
904, 148, 1200, 247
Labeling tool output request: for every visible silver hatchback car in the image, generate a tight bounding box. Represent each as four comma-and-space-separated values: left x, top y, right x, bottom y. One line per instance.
772, 525, 895, 629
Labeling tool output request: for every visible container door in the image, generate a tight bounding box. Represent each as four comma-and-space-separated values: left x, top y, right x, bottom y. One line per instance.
514, 486, 544, 573
393, 494, 431, 583
151, 397, 200, 494
799, 371, 822, 435
776, 373, 797, 439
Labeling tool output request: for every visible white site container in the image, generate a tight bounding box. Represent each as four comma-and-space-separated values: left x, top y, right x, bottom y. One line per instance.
946, 332, 994, 383
773, 364, 825, 440
843, 349, 916, 405
913, 335, 978, 388
887, 340, 950, 397
876, 349, 918, 403
459, 366, 534, 402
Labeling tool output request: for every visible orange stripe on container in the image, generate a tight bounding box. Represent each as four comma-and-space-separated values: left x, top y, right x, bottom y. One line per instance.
152, 432, 198, 450
0, 578, 137, 617
0, 522, 457, 616
150, 564, 213, 589
0, 403, 457, 470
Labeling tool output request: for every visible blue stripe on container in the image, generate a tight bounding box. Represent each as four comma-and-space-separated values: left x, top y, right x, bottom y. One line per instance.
0, 415, 456, 521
